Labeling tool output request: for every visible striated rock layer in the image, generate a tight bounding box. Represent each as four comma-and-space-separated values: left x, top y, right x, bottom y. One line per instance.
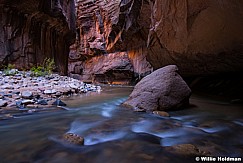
0, 0, 76, 74
69, 0, 152, 83
70, 0, 243, 82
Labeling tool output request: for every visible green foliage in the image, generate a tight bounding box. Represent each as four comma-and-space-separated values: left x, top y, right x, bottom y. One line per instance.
43, 58, 55, 75
3, 64, 17, 76
30, 58, 55, 77
30, 66, 46, 77
22, 68, 26, 78
6, 64, 15, 69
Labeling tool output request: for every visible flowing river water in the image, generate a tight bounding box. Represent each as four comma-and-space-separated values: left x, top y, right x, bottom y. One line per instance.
0, 86, 242, 162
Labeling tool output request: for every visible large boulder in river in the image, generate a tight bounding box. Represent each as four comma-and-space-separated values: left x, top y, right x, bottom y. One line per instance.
123, 65, 191, 111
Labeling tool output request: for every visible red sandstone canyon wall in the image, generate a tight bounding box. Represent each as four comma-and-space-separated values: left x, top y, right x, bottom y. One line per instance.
1, 0, 242, 80
147, 0, 243, 75
0, 0, 76, 74
70, 0, 243, 83
69, 0, 152, 83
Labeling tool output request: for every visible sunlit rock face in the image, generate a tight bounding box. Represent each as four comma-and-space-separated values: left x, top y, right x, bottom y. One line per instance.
71, 0, 243, 82
69, 0, 152, 83
69, 52, 134, 84
0, 0, 76, 74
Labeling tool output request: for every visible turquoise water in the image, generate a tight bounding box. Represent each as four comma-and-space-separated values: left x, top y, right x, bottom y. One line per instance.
0, 86, 242, 162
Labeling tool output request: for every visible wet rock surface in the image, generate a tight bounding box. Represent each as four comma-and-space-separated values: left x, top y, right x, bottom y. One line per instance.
0, 70, 101, 119
123, 65, 191, 111
164, 144, 209, 156
62, 133, 84, 145
152, 111, 170, 117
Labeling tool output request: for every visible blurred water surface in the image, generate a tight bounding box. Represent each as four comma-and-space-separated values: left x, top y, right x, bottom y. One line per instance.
0, 86, 242, 163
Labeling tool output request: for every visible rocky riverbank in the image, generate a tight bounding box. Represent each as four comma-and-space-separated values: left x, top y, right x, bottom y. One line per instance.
0, 69, 101, 120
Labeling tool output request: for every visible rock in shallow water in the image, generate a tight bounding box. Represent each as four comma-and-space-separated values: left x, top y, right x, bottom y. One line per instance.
123, 65, 191, 111
164, 144, 209, 156
52, 99, 67, 106
62, 133, 84, 145
153, 111, 170, 117
37, 99, 48, 105
22, 100, 35, 105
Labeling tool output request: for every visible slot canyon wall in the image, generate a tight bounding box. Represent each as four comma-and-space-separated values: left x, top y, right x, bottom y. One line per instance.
0, 0, 243, 82
69, 0, 153, 84
69, 0, 243, 84
0, 0, 76, 74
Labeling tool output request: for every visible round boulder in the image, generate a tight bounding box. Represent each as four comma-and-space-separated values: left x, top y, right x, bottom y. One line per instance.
123, 65, 191, 111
